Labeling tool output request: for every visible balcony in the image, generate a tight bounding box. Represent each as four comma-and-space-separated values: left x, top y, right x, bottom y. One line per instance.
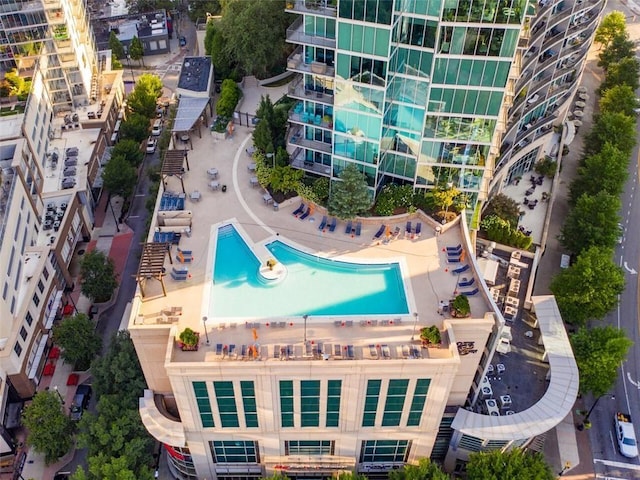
288, 127, 332, 155
287, 47, 335, 78
290, 147, 332, 176
286, 16, 336, 48
285, 0, 337, 18
288, 76, 334, 105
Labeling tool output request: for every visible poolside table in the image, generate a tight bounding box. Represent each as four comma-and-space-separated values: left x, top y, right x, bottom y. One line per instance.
263, 193, 273, 204
250, 176, 259, 187
248, 163, 256, 172
207, 168, 218, 179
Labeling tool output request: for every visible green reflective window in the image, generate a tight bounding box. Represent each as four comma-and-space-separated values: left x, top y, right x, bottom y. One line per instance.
241, 381, 258, 428
280, 380, 294, 427
210, 441, 259, 463
407, 379, 431, 426
326, 380, 341, 427
214, 381, 239, 428
301, 380, 320, 427
360, 440, 410, 463
382, 379, 408, 427
286, 440, 333, 456
192, 381, 214, 428
363, 379, 381, 426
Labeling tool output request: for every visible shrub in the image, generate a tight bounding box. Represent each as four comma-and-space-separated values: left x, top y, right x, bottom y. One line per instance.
312, 177, 330, 204
420, 325, 442, 345
535, 156, 557, 178
374, 184, 415, 216
452, 294, 471, 317
216, 79, 241, 118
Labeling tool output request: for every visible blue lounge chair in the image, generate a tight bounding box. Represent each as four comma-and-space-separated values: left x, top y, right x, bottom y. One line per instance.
170, 271, 188, 281
177, 247, 192, 256
173, 266, 188, 275
292, 203, 305, 216
176, 252, 193, 263
372, 224, 385, 241
452, 264, 470, 274
328, 217, 337, 232
355, 221, 362, 236
405, 221, 412, 238
447, 256, 462, 264
318, 215, 328, 231
461, 288, 479, 296
216, 344, 223, 355
447, 244, 463, 253
458, 277, 475, 288
345, 220, 353, 235
414, 222, 422, 238
299, 207, 311, 220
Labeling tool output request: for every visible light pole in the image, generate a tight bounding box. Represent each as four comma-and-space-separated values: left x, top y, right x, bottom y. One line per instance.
411, 312, 419, 341
202, 316, 210, 345
266, 152, 275, 168
53, 385, 64, 405
127, 54, 135, 84
108, 195, 120, 232
577, 393, 615, 430
303, 314, 308, 343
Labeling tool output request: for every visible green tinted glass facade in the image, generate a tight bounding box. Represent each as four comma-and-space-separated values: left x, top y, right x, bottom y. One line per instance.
382, 379, 408, 426
363, 379, 381, 426
326, 379, 341, 427
360, 440, 410, 463
211, 441, 259, 463
286, 440, 333, 456
280, 380, 294, 427
241, 381, 258, 428
214, 381, 239, 428
300, 380, 320, 427
407, 379, 431, 426
192, 381, 214, 428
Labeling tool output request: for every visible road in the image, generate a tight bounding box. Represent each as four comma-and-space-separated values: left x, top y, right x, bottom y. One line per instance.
588, 3, 640, 478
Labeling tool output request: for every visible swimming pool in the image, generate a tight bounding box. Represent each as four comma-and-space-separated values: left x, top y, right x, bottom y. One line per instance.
211, 224, 409, 318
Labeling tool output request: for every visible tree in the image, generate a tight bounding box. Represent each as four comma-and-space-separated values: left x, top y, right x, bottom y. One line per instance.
389, 458, 450, 480
53, 313, 102, 370
583, 111, 637, 156
599, 85, 638, 117
561, 191, 621, 254
328, 164, 372, 219
482, 193, 520, 228
79, 249, 119, 303
466, 449, 554, 480
570, 143, 628, 204
108, 31, 125, 60
595, 11, 628, 47
119, 113, 151, 143
598, 33, 636, 71
112, 139, 144, 167
252, 119, 274, 153
103, 155, 138, 199
129, 35, 145, 67
550, 246, 625, 326
571, 326, 632, 397
126, 74, 162, 118
599, 57, 640, 93
135, 73, 163, 99
216, 79, 240, 117
268, 165, 303, 194
22, 391, 75, 464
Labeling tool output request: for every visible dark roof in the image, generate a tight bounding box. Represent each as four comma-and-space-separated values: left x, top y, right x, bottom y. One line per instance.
178, 57, 211, 92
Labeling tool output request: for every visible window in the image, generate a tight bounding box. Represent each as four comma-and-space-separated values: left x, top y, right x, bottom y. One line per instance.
300, 380, 320, 427
2, 282, 7, 300
43, 267, 49, 280
280, 380, 294, 427
25, 311, 33, 326
19, 326, 27, 341
32, 293, 40, 307
13, 342, 22, 357
241, 381, 258, 428
362, 379, 381, 426
285, 440, 333, 456
382, 379, 408, 426
407, 379, 430, 426
192, 381, 214, 428
214, 381, 239, 428
37, 280, 44, 294
210, 441, 259, 463
326, 380, 341, 427
360, 440, 410, 463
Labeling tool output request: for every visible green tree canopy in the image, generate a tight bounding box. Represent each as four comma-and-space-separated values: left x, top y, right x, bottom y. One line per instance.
22, 391, 75, 464
108, 30, 125, 60
599, 56, 640, 93
482, 193, 521, 228
550, 246, 625, 326
599, 85, 638, 117
79, 249, 119, 303
584, 111, 637, 156
103, 154, 138, 199
216, 79, 240, 117
570, 143, 628, 204
126, 74, 162, 118
571, 326, 632, 396
119, 113, 151, 143
466, 449, 554, 480
128, 35, 144, 66
389, 458, 450, 480
136, 73, 163, 98
595, 11, 628, 47
561, 191, 621, 254
328, 164, 372, 220
111, 139, 144, 167
53, 313, 102, 370
268, 165, 303, 194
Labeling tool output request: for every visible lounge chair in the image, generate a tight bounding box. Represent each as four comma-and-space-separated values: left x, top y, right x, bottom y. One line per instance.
372, 224, 385, 241
392, 226, 401, 239
458, 277, 475, 288
345, 220, 353, 235
447, 244, 463, 253
216, 344, 223, 355
328, 217, 337, 232
172, 266, 188, 275
318, 215, 328, 231
414, 222, 422, 238
405, 221, 412, 238
177, 247, 192, 256
292, 203, 304, 216
452, 264, 470, 275
461, 288, 479, 296
447, 256, 462, 263
299, 207, 311, 220
355, 221, 362, 236
170, 271, 188, 281
176, 253, 193, 263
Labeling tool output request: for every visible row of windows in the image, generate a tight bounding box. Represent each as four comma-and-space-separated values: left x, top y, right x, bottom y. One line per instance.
280, 380, 342, 428
208, 440, 410, 464
194, 381, 259, 429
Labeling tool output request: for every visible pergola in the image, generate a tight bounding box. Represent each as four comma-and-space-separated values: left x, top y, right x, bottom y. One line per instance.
161, 150, 190, 194
135, 242, 172, 298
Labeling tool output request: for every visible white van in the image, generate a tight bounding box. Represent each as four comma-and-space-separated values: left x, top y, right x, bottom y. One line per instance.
151, 119, 163, 136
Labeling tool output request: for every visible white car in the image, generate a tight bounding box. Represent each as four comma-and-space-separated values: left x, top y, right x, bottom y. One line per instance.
151, 119, 163, 136
617, 223, 624, 244
146, 137, 157, 154
617, 420, 639, 458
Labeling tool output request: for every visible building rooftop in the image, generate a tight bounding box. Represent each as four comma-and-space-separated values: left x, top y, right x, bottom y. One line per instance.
177, 57, 212, 93
93, 10, 168, 46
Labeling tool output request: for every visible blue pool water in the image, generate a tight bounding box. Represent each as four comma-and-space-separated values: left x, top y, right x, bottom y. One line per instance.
211, 225, 409, 317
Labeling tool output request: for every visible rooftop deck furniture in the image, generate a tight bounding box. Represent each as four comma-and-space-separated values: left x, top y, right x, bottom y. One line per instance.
372, 224, 385, 240
344, 220, 352, 235
447, 244, 462, 253
328, 217, 337, 232
292, 203, 305, 216
355, 221, 362, 236
405, 221, 412, 238
414, 222, 422, 238
318, 215, 328, 231
452, 264, 469, 275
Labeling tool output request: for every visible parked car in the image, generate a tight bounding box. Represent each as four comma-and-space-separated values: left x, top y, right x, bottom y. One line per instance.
151, 119, 163, 136
61, 178, 76, 189
617, 222, 624, 244
179, 35, 187, 47
70, 384, 92, 421
146, 136, 157, 154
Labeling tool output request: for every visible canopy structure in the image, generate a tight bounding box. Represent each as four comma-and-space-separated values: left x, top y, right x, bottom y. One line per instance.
135, 242, 171, 297
161, 150, 190, 194
171, 97, 210, 133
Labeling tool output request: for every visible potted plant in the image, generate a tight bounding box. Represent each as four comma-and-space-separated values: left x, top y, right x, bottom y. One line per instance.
178, 327, 200, 351
420, 325, 441, 347
451, 294, 471, 318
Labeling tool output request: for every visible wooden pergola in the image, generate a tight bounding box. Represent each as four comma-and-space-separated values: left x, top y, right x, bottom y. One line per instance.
161, 150, 190, 194
135, 242, 172, 298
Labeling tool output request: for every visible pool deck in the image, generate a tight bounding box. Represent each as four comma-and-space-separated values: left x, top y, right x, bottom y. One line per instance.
129, 125, 493, 362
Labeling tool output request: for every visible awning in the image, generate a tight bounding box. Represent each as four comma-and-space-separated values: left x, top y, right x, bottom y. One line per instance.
44, 290, 63, 329
171, 97, 209, 133
27, 334, 49, 380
